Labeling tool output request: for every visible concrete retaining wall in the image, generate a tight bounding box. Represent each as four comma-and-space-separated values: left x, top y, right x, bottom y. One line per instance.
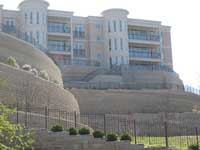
70, 88, 200, 114
32, 130, 144, 150
0, 63, 79, 112
0, 32, 63, 85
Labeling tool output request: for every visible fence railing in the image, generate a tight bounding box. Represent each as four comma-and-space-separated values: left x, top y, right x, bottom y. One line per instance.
7, 105, 200, 150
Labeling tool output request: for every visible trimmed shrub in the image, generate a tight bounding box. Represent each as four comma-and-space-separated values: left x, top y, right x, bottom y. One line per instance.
78, 128, 90, 135
50, 125, 63, 132
106, 133, 118, 141
69, 128, 77, 135
31, 68, 39, 76
93, 130, 104, 138
53, 80, 59, 84
22, 64, 32, 71
120, 133, 132, 141
39, 70, 49, 81
189, 144, 199, 150
5, 56, 19, 68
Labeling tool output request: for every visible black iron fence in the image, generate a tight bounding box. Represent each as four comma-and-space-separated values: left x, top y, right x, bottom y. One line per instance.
6, 105, 200, 149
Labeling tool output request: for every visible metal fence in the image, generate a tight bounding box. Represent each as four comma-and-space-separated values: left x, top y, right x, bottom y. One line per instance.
6, 105, 200, 149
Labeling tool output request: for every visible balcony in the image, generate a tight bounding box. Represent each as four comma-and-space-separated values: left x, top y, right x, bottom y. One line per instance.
2, 24, 16, 33
48, 44, 71, 54
48, 23, 71, 37
129, 50, 161, 62
73, 31, 85, 39
128, 31, 160, 45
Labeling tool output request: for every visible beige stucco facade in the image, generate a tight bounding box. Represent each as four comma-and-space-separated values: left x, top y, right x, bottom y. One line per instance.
0, 0, 173, 70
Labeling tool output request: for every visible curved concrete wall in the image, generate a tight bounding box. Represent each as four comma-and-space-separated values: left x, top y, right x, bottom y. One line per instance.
0, 63, 79, 113
0, 32, 63, 85
70, 88, 200, 114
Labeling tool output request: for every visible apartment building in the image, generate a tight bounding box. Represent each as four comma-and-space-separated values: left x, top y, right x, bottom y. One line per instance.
0, 0, 173, 70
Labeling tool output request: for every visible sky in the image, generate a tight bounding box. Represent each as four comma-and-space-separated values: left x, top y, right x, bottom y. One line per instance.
1, 0, 200, 87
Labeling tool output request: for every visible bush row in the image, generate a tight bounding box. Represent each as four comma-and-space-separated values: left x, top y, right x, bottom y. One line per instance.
4, 56, 59, 84
50, 125, 132, 142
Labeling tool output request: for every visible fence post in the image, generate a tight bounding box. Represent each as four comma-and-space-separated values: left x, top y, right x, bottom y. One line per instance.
104, 114, 106, 136
164, 122, 169, 150
44, 106, 48, 129
16, 102, 19, 124
196, 127, 199, 150
59, 109, 61, 125
74, 111, 77, 128
134, 120, 137, 144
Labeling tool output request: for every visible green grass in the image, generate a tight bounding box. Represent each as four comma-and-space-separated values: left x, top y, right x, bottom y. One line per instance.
131, 136, 198, 150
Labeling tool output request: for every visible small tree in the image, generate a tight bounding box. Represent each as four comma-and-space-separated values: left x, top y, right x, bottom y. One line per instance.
5, 56, 19, 68
0, 104, 34, 150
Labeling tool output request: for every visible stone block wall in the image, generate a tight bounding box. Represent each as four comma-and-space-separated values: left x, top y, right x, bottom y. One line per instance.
32, 130, 144, 150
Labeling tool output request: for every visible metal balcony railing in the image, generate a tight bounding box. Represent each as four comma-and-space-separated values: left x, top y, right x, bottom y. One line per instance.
129, 50, 161, 59
128, 31, 160, 42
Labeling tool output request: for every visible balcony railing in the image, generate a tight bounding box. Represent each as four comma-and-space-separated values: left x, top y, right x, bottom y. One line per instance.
73, 31, 85, 39
121, 64, 175, 73
128, 31, 160, 42
129, 50, 161, 59
48, 23, 71, 34
2, 24, 16, 33
47, 46, 71, 53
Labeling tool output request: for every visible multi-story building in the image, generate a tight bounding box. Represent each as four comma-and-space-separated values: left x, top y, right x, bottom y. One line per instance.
0, 0, 173, 70
0, 0, 182, 90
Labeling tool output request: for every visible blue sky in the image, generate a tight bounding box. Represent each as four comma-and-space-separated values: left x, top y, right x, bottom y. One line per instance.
1, 0, 200, 87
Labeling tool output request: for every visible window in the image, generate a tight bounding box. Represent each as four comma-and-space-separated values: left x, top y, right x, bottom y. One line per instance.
37, 12, 39, 24
115, 56, 118, 65
109, 39, 112, 51
119, 20, 122, 32
114, 38, 117, 50
108, 21, 111, 32
121, 56, 124, 64
36, 31, 39, 43
96, 23, 101, 30
30, 31, 33, 43
120, 38, 123, 50
73, 42, 85, 58
97, 36, 101, 42
25, 13, 27, 24
124, 21, 127, 32
30, 12, 33, 24
113, 20, 116, 32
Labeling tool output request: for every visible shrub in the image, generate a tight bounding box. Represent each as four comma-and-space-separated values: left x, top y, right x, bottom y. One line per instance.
93, 130, 104, 138
189, 144, 199, 150
39, 70, 49, 81
78, 128, 90, 135
53, 80, 59, 84
69, 128, 78, 135
106, 133, 118, 141
22, 64, 32, 72
50, 125, 63, 132
31, 68, 38, 76
120, 133, 132, 141
5, 56, 19, 68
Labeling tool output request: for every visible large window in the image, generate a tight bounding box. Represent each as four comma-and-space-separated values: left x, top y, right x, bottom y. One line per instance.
48, 23, 70, 33
73, 42, 85, 57
109, 39, 112, 51
113, 20, 117, 32
128, 30, 160, 41
120, 38, 123, 50
73, 24, 85, 39
48, 40, 70, 51
119, 20, 122, 32
30, 12, 33, 24
114, 38, 117, 50
37, 12, 39, 24
108, 21, 111, 32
